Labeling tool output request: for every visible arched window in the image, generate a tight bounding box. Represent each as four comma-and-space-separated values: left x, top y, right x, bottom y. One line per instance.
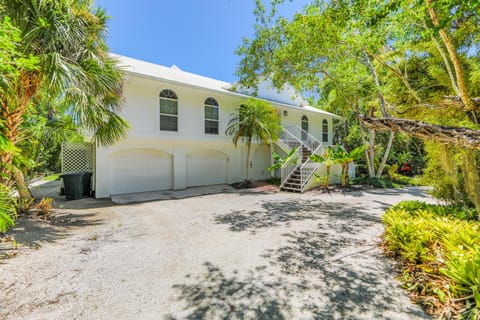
322, 119, 328, 142
159, 89, 178, 131
301, 115, 309, 140
205, 97, 219, 134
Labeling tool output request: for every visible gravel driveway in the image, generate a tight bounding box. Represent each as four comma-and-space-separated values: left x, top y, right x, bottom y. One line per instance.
0, 187, 433, 319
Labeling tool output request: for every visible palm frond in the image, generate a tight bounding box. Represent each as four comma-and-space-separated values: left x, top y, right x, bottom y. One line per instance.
0, 184, 16, 232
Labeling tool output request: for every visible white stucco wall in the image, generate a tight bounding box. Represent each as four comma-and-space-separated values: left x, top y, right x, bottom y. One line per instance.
95, 73, 336, 198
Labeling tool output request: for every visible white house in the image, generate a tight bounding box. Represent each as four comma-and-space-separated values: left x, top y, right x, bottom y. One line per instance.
83, 55, 342, 198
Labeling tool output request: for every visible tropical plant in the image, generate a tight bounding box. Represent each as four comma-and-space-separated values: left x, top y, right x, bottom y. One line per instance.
383, 200, 480, 318
0, 184, 16, 232
0, 0, 129, 202
329, 144, 366, 187
310, 148, 336, 189
226, 98, 281, 181
268, 147, 299, 173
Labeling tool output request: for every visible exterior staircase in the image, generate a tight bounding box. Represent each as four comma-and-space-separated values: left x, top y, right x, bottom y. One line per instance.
280, 146, 312, 192
276, 126, 325, 193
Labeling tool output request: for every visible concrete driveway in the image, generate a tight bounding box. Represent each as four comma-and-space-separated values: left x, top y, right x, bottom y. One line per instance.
0, 187, 433, 319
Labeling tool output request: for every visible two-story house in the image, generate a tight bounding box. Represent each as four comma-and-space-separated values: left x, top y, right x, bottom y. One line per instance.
84, 55, 342, 198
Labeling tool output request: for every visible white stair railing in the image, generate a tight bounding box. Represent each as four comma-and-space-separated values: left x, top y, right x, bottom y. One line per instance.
277, 126, 331, 192
284, 125, 321, 153
279, 127, 302, 150
280, 147, 302, 186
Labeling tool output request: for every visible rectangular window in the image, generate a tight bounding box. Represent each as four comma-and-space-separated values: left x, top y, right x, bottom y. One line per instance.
160, 99, 177, 115
205, 105, 219, 134
160, 115, 178, 131
322, 120, 329, 142
205, 120, 218, 134
205, 105, 218, 119
160, 99, 178, 131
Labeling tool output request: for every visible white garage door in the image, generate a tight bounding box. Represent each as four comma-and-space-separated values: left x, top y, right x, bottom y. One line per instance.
110, 149, 172, 195
186, 150, 227, 187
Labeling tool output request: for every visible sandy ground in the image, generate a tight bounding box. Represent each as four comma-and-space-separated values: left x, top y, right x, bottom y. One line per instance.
0, 186, 435, 319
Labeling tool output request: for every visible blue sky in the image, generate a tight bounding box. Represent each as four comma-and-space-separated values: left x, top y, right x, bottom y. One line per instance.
95, 0, 309, 83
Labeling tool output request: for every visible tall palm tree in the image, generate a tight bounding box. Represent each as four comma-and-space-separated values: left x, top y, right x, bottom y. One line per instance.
0, 0, 129, 200
226, 98, 281, 182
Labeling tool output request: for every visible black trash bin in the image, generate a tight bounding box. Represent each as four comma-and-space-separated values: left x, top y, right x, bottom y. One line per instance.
61, 172, 92, 200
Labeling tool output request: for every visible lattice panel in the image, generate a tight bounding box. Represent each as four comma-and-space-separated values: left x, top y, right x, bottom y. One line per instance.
61, 143, 94, 173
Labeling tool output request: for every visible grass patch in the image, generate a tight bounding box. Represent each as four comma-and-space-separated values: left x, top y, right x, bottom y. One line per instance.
382, 200, 479, 318
43, 173, 60, 181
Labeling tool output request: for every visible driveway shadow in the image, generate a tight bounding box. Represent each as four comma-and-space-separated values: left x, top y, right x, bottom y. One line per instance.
165, 259, 429, 320
259, 219, 429, 319
0, 211, 103, 258
164, 262, 294, 319
209, 193, 430, 319
214, 199, 372, 234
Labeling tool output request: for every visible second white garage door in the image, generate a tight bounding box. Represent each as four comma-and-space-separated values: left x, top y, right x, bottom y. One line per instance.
186, 150, 227, 187
110, 149, 172, 195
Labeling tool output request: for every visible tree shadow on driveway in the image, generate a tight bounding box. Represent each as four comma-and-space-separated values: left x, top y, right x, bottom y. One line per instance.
165, 258, 429, 320
164, 262, 295, 320
214, 199, 373, 234
260, 225, 430, 319
0, 211, 103, 259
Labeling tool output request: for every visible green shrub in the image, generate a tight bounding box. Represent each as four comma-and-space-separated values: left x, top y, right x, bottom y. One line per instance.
353, 176, 399, 188
0, 184, 17, 233
352, 175, 424, 188
383, 201, 480, 318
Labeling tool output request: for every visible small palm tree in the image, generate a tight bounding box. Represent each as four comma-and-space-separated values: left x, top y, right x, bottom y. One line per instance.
310, 149, 336, 190
330, 144, 366, 187
226, 98, 281, 182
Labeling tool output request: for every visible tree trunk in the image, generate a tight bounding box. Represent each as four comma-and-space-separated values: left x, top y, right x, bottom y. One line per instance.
245, 139, 252, 181
359, 123, 375, 177
1, 72, 38, 199
325, 165, 331, 189
11, 165, 32, 201
368, 128, 376, 177
376, 132, 395, 177
363, 51, 389, 117
359, 116, 480, 150
341, 163, 349, 187
426, 0, 475, 112
364, 52, 398, 178
1, 107, 26, 186
429, 31, 460, 96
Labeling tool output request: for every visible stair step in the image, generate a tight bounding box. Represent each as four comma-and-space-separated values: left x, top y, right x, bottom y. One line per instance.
284, 181, 301, 186
284, 183, 301, 188
280, 186, 302, 192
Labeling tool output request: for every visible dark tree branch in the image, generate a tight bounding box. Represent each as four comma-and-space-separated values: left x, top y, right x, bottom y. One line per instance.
359, 116, 480, 150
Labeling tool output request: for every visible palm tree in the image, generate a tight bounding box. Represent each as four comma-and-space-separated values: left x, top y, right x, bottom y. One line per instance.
310, 149, 336, 190
0, 0, 129, 200
226, 98, 281, 182
329, 144, 366, 187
